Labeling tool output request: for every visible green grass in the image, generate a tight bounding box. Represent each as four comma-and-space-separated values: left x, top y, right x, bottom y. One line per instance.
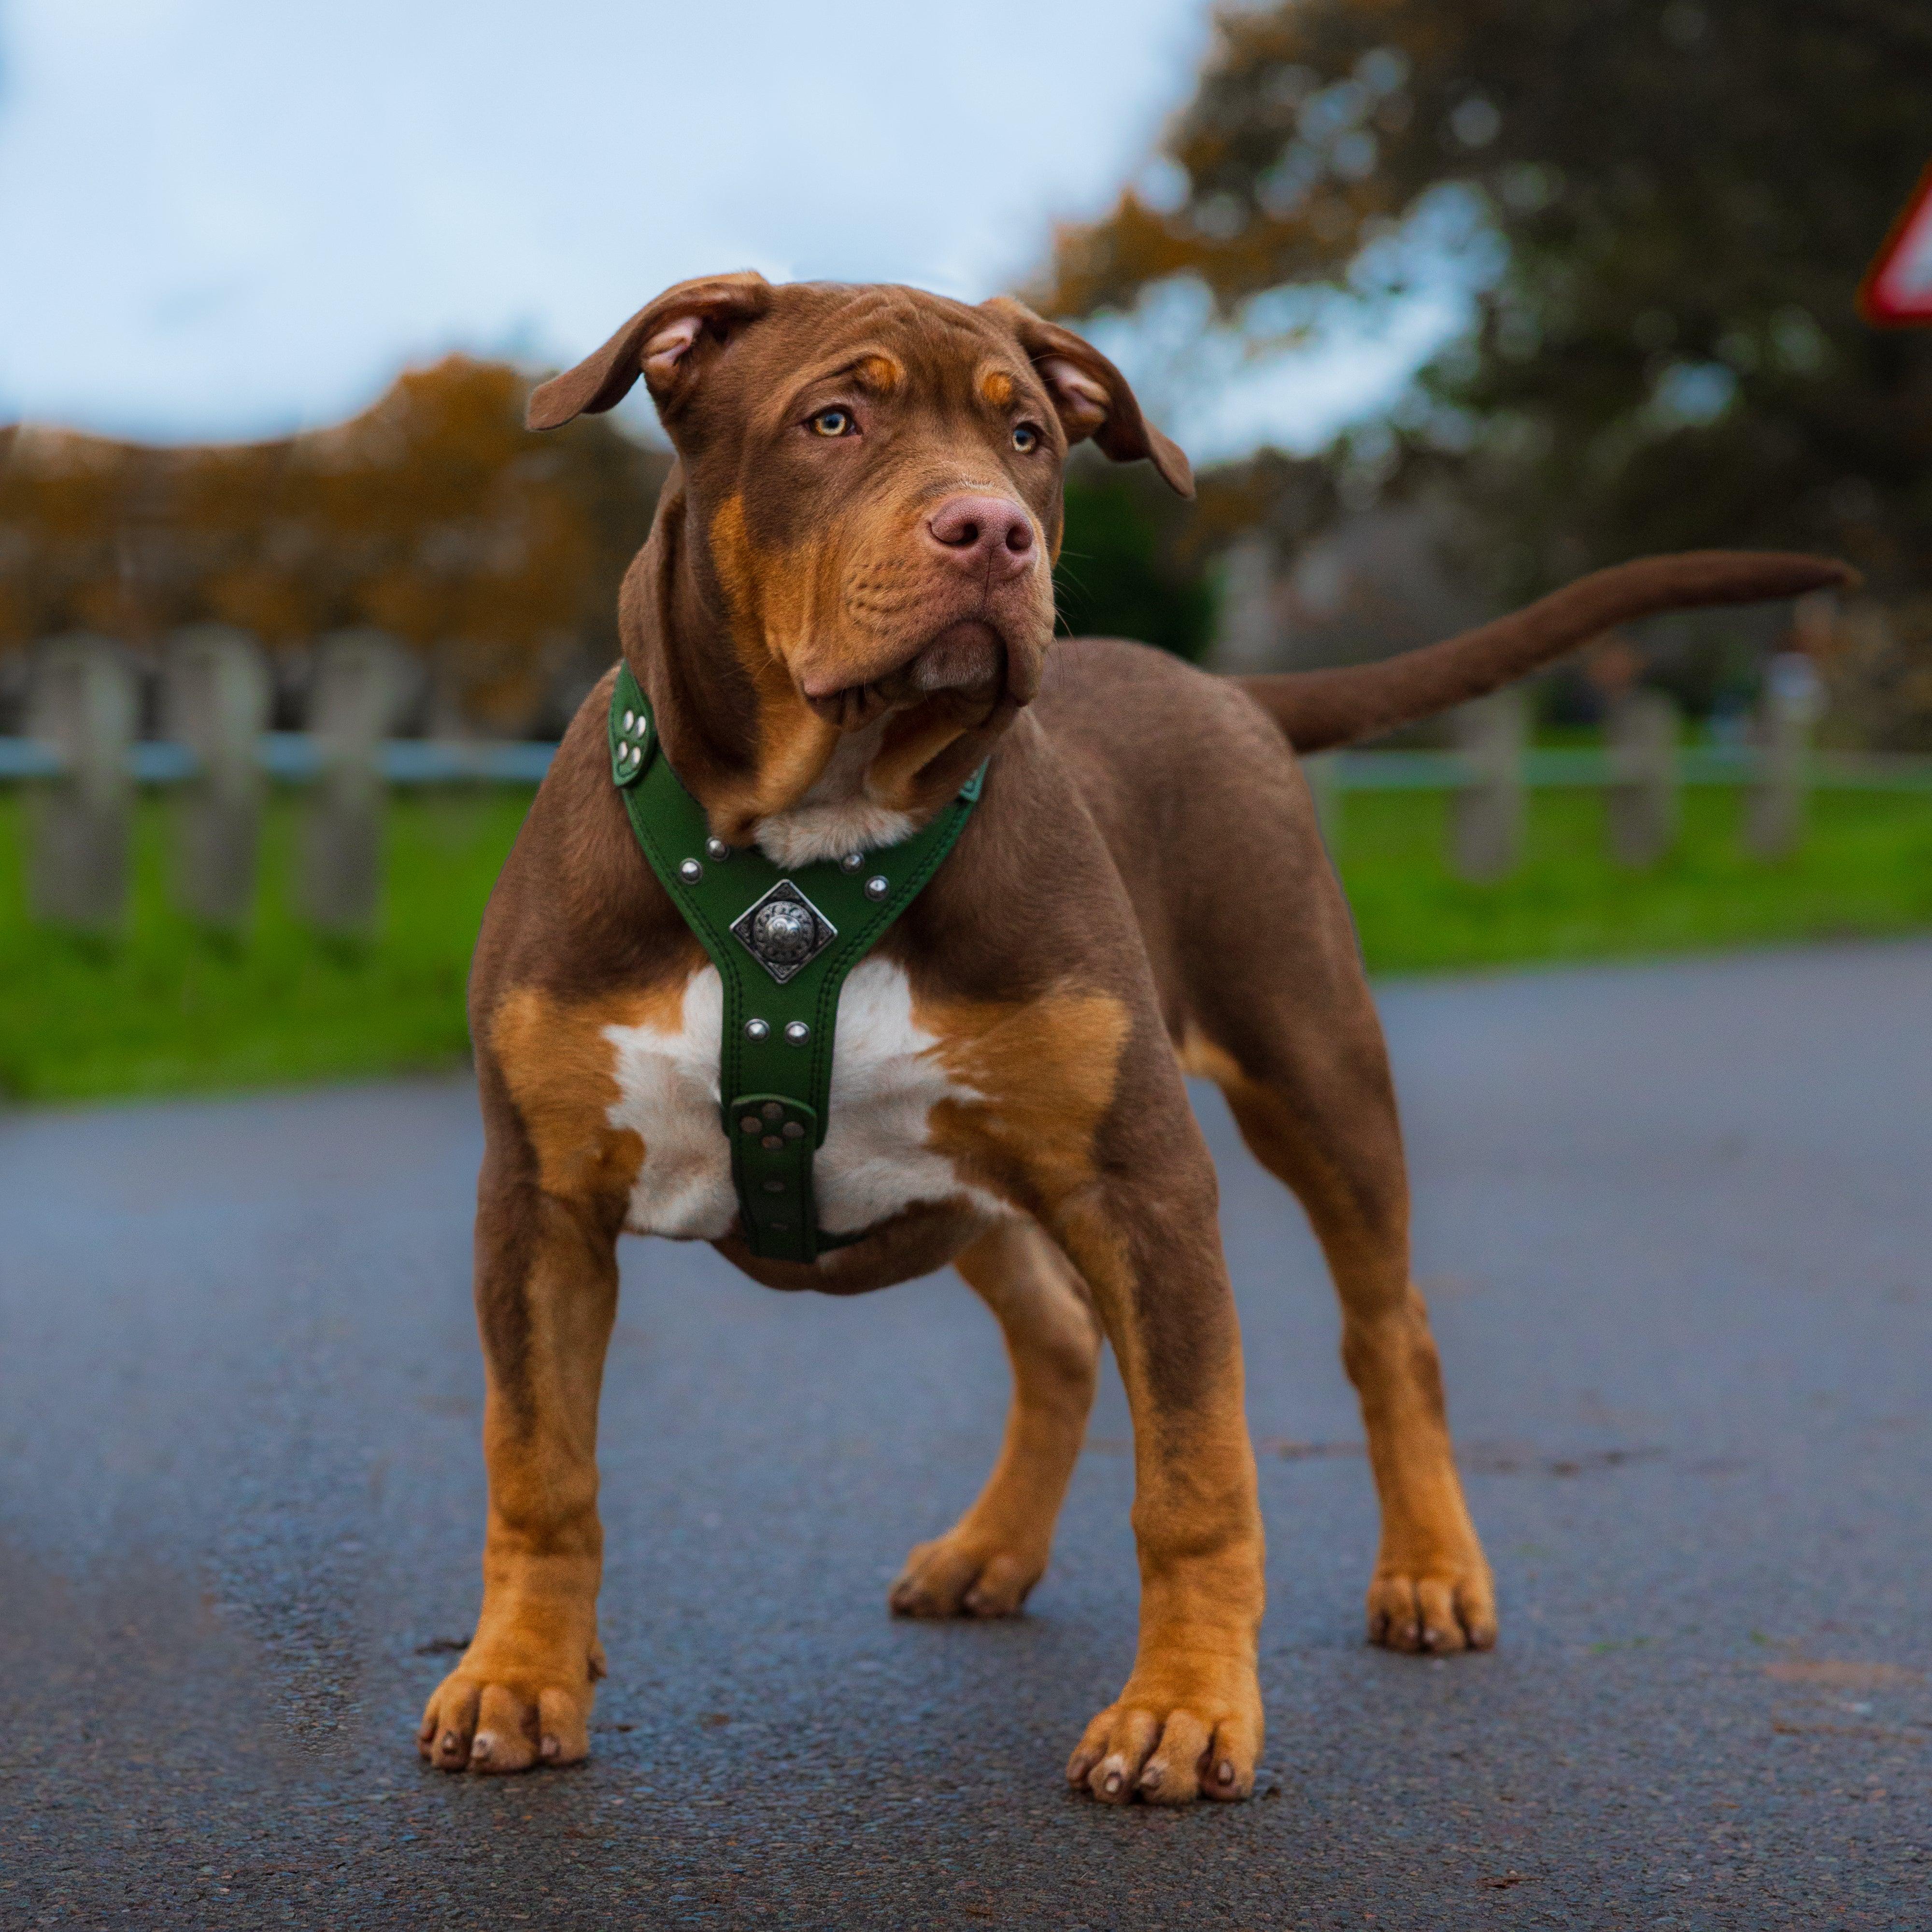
0, 789, 535, 1103
1337, 786, 1932, 975
3, 782, 1930, 1104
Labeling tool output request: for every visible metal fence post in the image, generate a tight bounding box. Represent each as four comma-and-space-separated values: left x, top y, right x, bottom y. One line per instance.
1605, 688, 1680, 869
163, 625, 270, 927
299, 629, 404, 936
25, 633, 137, 930
1449, 688, 1526, 882
1745, 652, 1820, 861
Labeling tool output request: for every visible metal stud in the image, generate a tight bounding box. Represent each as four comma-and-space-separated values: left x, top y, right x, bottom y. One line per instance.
761, 1101, 784, 1122
783, 1021, 810, 1045
762, 1135, 783, 1150
678, 858, 703, 884
705, 837, 731, 862
838, 852, 865, 873
763, 1178, 785, 1194
744, 1018, 770, 1041
732, 882, 836, 984
781, 1121, 804, 1140
623, 710, 636, 731
739, 1115, 761, 1135
864, 875, 889, 901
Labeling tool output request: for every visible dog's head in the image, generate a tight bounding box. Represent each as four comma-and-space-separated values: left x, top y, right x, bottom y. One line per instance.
529, 276, 1190, 808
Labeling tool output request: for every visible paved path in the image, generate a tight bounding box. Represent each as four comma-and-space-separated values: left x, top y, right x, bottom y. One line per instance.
4, 943, 1930, 1930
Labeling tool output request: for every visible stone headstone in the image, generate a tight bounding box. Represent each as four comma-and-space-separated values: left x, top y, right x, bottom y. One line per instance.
163, 625, 270, 926
1745, 652, 1820, 861
1449, 688, 1526, 883
1605, 688, 1680, 869
26, 633, 136, 930
298, 629, 406, 935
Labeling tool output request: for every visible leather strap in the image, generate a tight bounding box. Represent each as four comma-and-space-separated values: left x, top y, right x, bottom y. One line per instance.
608, 664, 982, 1263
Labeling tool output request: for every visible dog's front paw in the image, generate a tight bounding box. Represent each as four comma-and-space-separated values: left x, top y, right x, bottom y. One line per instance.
418, 1635, 605, 1775
889, 1527, 1047, 1619
1366, 1550, 1497, 1654
1064, 1650, 1262, 1807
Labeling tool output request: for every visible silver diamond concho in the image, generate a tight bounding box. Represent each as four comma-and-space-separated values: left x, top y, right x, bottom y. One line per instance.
730, 880, 837, 984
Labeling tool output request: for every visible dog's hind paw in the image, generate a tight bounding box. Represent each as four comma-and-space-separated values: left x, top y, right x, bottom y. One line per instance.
889, 1529, 1046, 1619
1365, 1562, 1497, 1654
417, 1638, 603, 1774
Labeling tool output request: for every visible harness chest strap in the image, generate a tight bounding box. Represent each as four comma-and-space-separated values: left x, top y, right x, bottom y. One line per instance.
608, 663, 983, 1265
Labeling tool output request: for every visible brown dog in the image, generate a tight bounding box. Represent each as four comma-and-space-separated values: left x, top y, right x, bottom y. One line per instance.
418, 273, 1848, 1803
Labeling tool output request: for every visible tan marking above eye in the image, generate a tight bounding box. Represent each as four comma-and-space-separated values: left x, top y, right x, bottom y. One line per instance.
855, 354, 903, 394
979, 369, 1016, 409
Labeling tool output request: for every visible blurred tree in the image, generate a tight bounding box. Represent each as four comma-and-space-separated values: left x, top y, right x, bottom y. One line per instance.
1822, 597, 1932, 752
1042, 0, 1932, 623
1054, 452, 1219, 657
0, 359, 670, 735
1053, 448, 1349, 661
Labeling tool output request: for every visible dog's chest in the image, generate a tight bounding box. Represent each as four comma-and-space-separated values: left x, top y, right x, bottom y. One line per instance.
600, 957, 989, 1241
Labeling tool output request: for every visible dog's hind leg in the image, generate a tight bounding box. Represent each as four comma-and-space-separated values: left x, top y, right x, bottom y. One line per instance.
1183, 853, 1495, 1656
891, 1218, 1102, 1618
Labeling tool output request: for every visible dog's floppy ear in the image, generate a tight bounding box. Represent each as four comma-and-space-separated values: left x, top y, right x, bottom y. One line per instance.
980, 296, 1193, 498
526, 272, 774, 431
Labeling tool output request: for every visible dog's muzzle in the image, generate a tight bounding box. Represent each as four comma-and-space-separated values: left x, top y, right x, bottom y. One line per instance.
803, 616, 1037, 730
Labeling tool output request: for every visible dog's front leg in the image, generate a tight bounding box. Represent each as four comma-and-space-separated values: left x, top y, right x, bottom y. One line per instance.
421, 1148, 618, 1774
1050, 1108, 1266, 1807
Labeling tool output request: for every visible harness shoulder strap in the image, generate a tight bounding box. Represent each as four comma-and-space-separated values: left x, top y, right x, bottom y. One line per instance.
607, 663, 982, 1264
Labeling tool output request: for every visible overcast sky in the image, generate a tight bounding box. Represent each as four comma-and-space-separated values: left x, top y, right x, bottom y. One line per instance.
0, 0, 1460, 458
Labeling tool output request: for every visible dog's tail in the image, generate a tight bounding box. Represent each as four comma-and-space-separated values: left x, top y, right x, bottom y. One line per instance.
1236, 551, 1857, 753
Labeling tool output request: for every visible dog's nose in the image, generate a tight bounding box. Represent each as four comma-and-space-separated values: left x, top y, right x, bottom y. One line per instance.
925, 494, 1036, 578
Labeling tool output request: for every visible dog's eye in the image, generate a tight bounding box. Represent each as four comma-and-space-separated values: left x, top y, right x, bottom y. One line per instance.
810, 408, 855, 438
1012, 422, 1041, 453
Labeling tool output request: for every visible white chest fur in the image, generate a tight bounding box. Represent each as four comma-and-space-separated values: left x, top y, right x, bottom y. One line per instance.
600, 958, 997, 1244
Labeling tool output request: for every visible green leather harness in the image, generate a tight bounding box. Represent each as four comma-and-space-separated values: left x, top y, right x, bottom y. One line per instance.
608, 664, 983, 1264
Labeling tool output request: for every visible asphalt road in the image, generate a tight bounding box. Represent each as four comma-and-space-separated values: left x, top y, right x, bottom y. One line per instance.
4, 942, 1930, 1931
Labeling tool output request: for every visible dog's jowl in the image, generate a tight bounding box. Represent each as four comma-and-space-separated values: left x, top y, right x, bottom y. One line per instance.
419, 273, 1850, 1801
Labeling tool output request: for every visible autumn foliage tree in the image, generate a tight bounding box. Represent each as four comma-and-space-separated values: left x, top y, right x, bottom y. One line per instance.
0, 358, 669, 734
1043, 0, 1932, 736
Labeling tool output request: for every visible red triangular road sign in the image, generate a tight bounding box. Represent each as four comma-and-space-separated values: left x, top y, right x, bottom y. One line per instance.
1861, 162, 1932, 326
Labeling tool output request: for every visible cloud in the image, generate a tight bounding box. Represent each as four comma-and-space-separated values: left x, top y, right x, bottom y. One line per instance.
0, 0, 1453, 458
0, 0, 1208, 438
